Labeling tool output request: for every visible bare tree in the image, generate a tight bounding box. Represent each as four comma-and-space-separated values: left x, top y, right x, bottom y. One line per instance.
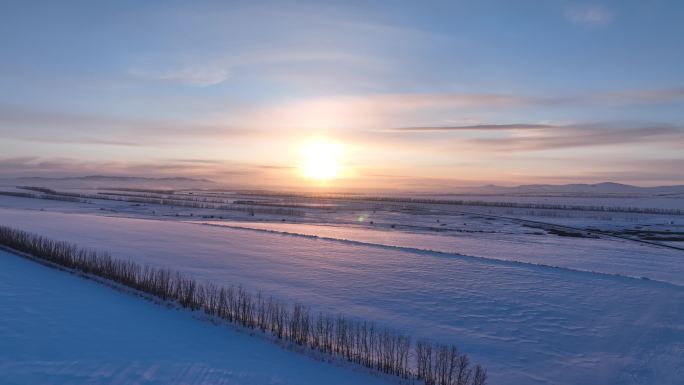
471, 365, 487, 385
0, 225, 489, 385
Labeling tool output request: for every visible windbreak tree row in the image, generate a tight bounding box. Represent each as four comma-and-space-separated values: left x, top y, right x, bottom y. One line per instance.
0, 190, 83, 203
0, 225, 487, 385
12, 187, 305, 217
236, 191, 684, 216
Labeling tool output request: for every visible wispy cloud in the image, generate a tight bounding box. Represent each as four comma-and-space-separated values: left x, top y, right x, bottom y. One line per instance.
0, 157, 249, 179
529, 157, 684, 184
128, 66, 230, 86
0, 105, 252, 147
565, 5, 614, 26
466, 123, 683, 152
3, 82, 684, 150
255, 164, 296, 170
391, 124, 554, 132
225, 87, 684, 137
594, 87, 684, 103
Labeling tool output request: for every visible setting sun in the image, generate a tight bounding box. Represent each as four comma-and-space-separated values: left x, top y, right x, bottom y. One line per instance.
3, 2, 683, 385
300, 140, 343, 181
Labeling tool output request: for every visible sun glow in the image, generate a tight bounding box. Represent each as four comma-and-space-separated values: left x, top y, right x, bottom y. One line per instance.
300, 140, 343, 181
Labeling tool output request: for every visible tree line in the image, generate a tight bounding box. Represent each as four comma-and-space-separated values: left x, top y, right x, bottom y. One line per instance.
1, 190, 83, 203
237, 191, 683, 216
12, 187, 305, 217
0, 225, 487, 385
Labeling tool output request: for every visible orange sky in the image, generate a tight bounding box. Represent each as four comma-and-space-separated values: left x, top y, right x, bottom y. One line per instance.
1, 1, 683, 189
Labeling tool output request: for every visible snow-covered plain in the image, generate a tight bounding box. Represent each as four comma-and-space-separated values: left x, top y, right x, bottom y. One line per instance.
1, 196, 684, 385
193, 220, 684, 286
0, 249, 393, 385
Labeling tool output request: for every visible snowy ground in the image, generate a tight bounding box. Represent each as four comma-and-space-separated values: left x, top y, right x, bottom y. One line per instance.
1, 189, 683, 385
0, 249, 394, 385
192, 220, 684, 286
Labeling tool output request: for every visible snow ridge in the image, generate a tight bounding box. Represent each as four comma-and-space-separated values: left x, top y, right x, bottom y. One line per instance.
198, 223, 684, 290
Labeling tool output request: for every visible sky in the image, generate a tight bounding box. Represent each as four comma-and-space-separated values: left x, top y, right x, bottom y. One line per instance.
1, 0, 683, 190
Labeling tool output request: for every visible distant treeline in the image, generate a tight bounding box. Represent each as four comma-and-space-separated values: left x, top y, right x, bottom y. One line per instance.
393, 198, 683, 216
11, 187, 305, 217
0, 191, 35, 199
238, 192, 683, 216
99, 187, 177, 195
0, 226, 487, 385
97, 191, 232, 205
18, 186, 58, 194
90, 193, 305, 217
233, 200, 336, 211
2, 189, 83, 203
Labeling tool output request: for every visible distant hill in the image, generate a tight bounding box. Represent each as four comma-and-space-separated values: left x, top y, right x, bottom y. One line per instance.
18, 175, 212, 183
466, 182, 684, 196
0, 175, 215, 189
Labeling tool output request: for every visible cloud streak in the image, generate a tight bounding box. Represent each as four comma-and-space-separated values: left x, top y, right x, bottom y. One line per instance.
465, 123, 683, 152
0, 157, 249, 179
565, 5, 614, 26
0, 105, 254, 147
3, 84, 684, 145
392, 124, 554, 132
128, 66, 230, 86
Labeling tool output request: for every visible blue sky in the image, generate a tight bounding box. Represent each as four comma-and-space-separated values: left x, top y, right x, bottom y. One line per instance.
1, 0, 683, 188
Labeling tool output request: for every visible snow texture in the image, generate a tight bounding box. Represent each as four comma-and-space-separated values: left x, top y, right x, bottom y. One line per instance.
0, 249, 394, 385
1, 206, 683, 385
